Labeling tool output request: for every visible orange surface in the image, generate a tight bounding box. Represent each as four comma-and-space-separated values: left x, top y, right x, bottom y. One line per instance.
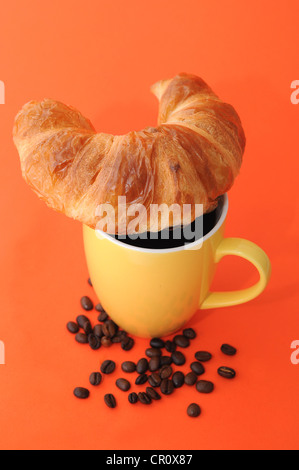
0, 0, 298, 450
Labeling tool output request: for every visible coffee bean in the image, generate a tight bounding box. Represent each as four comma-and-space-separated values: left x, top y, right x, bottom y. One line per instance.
148, 373, 161, 388
183, 328, 196, 339
128, 392, 138, 404
218, 366, 236, 379
93, 324, 103, 338
195, 351, 212, 362
150, 338, 165, 349
172, 371, 185, 388
97, 311, 108, 322
89, 372, 102, 386
173, 335, 190, 348
135, 374, 148, 385
160, 356, 172, 366
121, 361, 136, 373
184, 372, 197, 386
74, 387, 90, 399
102, 320, 116, 338
146, 387, 161, 400
165, 340, 176, 353
88, 334, 101, 350
160, 378, 174, 395
101, 336, 112, 347
80, 296, 94, 311
136, 358, 149, 374
187, 403, 201, 418
146, 348, 162, 358
83, 320, 93, 335
171, 351, 186, 366
221, 344, 237, 356
196, 380, 214, 394
67, 321, 79, 334
149, 357, 161, 372
111, 336, 122, 343
138, 392, 152, 405
88, 277, 92, 286
190, 361, 205, 376
76, 315, 90, 329
100, 360, 115, 374
160, 365, 173, 380
116, 378, 131, 392
104, 393, 117, 408
95, 303, 105, 312
75, 333, 88, 344
121, 337, 134, 351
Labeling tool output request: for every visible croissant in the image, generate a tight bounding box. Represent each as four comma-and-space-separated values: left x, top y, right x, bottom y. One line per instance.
13, 73, 245, 234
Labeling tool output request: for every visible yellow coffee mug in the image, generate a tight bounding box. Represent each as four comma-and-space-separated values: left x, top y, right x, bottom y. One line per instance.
83, 194, 271, 338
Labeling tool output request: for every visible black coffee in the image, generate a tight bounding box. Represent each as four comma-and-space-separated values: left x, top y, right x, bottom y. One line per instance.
111, 196, 223, 249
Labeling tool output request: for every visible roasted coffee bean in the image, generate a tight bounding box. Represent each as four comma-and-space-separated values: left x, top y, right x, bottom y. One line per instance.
195, 351, 212, 362
221, 344, 237, 356
136, 358, 149, 374
150, 338, 165, 349
74, 387, 90, 399
89, 372, 102, 386
128, 392, 138, 404
172, 371, 185, 388
83, 320, 93, 335
67, 321, 79, 334
165, 340, 176, 353
102, 320, 116, 338
101, 336, 112, 347
121, 361, 136, 373
149, 357, 161, 372
100, 360, 116, 374
95, 302, 105, 312
173, 335, 190, 348
75, 333, 88, 344
121, 337, 134, 351
148, 372, 161, 388
88, 334, 101, 350
104, 393, 117, 408
183, 328, 196, 339
190, 361, 205, 376
160, 378, 174, 395
97, 311, 108, 322
135, 374, 148, 385
76, 315, 90, 329
160, 365, 173, 380
218, 366, 236, 379
146, 347, 162, 358
116, 378, 131, 392
184, 372, 197, 386
187, 403, 201, 418
171, 351, 186, 366
196, 380, 214, 394
111, 336, 122, 343
80, 296, 94, 311
146, 387, 161, 400
87, 277, 92, 286
138, 392, 152, 405
93, 324, 103, 338
118, 330, 128, 338
160, 356, 172, 366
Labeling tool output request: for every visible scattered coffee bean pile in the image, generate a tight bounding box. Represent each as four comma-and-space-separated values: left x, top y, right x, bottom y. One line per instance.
68, 278, 238, 418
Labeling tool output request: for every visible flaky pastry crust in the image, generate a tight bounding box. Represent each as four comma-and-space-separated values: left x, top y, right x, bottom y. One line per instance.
13, 73, 245, 234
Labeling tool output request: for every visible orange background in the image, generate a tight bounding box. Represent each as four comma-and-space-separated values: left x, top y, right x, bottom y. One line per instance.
0, 0, 298, 450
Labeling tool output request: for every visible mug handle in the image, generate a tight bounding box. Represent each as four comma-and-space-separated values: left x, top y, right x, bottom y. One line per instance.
200, 238, 271, 309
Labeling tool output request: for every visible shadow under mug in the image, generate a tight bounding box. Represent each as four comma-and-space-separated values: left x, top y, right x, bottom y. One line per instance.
83, 194, 271, 338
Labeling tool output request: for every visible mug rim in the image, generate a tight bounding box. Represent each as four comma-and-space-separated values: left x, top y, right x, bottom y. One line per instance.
94, 193, 229, 254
